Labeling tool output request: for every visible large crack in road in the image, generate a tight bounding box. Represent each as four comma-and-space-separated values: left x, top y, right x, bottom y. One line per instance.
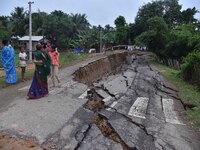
0, 51, 200, 150
83, 88, 137, 150
72, 51, 200, 150
72, 53, 156, 149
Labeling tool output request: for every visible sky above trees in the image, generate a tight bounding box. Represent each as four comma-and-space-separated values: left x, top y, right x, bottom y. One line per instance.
0, 0, 199, 26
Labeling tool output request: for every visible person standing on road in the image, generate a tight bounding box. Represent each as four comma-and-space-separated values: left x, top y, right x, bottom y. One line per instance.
27, 43, 51, 99
102, 44, 106, 54
19, 46, 27, 82
48, 45, 61, 87
1, 38, 17, 84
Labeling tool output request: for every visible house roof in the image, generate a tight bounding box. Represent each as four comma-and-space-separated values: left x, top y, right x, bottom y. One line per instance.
19, 36, 44, 41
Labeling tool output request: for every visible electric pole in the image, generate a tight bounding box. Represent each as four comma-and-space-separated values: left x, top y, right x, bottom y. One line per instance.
100, 27, 102, 53
28, 1, 34, 62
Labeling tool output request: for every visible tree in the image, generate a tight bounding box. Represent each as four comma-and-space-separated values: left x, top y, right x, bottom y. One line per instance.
181, 50, 200, 88
69, 28, 98, 50
70, 13, 90, 37
181, 7, 198, 24
10, 7, 28, 36
135, 17, 169, 56
114, 16, 128, 44
165, 24, 200, 58
162, 0, 182, 27
43, 11, 73, 48
133, 1, 163, 37
32, 11, 48, 35
103, 24, 115, 44
0, 16, 13, 41
133, 0, 191, 38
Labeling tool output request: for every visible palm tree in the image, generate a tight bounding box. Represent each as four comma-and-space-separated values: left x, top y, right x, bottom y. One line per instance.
71, 13, 90, 37
11, 7, 28, 36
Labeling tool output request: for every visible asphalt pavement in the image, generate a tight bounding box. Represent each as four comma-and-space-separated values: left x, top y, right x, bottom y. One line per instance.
0, 51, 200, 150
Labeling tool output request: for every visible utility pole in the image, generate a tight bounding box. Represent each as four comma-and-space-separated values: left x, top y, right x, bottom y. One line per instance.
100, 27, 102, 53
28, 1, 34, 62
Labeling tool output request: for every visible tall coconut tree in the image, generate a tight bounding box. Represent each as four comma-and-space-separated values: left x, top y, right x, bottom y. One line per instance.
10, 7, 28, 36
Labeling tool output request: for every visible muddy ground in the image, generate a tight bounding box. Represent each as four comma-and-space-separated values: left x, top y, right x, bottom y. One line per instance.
0, 132, 44, 150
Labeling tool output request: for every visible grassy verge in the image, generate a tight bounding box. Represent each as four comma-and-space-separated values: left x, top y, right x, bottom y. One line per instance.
59, 52, 90, 67
153, 62, 200, 127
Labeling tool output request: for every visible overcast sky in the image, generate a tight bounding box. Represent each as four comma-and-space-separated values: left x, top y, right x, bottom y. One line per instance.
0, 0, 199, 26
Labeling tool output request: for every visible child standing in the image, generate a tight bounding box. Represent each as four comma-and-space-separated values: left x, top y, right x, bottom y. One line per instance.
19, 46, 27, 81
49, 45, 61, 87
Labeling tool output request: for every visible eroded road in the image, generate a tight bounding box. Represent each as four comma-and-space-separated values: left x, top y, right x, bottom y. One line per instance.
0, 51, 200, 150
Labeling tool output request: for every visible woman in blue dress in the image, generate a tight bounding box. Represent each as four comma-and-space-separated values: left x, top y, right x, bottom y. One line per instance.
1, 39, 17, 84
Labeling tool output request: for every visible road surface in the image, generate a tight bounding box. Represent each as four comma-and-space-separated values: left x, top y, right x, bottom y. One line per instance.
0, 51, 199, 150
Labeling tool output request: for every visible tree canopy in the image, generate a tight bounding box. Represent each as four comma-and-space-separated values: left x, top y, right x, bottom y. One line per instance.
0, 0, 199, 55
132, 0, 200, 58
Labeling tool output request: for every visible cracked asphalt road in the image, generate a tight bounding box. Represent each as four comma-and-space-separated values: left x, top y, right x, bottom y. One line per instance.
0, 51, 200, 150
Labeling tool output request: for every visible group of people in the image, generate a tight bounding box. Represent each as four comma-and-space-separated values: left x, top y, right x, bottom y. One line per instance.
1, 39, 61, 100
27, 42, 61, 99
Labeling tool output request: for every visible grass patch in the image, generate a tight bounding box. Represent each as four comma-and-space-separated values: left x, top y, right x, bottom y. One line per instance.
0, 77, 7, 88
59, 52, 89, 67
154, 62, 200, 127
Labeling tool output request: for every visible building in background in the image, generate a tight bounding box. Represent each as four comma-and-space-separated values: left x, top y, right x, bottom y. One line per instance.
18, 36, 49, 50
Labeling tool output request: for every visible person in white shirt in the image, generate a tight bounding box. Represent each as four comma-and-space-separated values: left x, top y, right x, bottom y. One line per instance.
19, 46, 27, 81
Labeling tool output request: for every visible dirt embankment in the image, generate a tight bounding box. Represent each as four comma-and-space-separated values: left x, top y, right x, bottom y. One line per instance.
73, 51, 128, 85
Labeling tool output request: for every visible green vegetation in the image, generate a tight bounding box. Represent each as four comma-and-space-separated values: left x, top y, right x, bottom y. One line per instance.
181, 50, 200, 88
0, 76, 7, 88
154, 62, 200, 127
59, 52, 89, 67
133, 0, 200, 89
114, 16, 128, 44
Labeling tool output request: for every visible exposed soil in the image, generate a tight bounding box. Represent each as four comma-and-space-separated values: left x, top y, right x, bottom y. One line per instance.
0, 132, 45, 150
73, 51, 128, 85
84, 88, 137, 150
95, 114, 136, 150
84, 88, 105, 112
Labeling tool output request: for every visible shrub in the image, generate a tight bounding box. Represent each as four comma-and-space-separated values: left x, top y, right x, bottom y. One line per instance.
181, 50, 200, 88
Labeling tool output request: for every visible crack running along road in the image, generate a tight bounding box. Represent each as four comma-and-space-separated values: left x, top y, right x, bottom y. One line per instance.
0, 52, 200, 150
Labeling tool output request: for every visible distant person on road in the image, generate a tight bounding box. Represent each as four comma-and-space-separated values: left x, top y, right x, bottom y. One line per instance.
27, 43, 51, 99
19, 46, 27, 82
127, 45, 133, 52
102, 44, 106, 54
1, 38, 17, 84
49, 45, 61, 87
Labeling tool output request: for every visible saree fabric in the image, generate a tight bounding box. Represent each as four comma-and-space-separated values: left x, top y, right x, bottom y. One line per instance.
1, 45, 17, 83
27, 50, 51, 99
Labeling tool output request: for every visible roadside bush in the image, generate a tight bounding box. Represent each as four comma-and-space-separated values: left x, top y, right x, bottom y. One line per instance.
181, 50, 200, 88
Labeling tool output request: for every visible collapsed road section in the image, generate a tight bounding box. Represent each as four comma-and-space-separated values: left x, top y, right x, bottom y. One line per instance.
0, 51, 200, 150
72, 51, 200, 150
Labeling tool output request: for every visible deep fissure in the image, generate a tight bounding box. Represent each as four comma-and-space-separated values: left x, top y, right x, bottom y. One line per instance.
74, 125, 92, 150
84, 88, 138, 150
